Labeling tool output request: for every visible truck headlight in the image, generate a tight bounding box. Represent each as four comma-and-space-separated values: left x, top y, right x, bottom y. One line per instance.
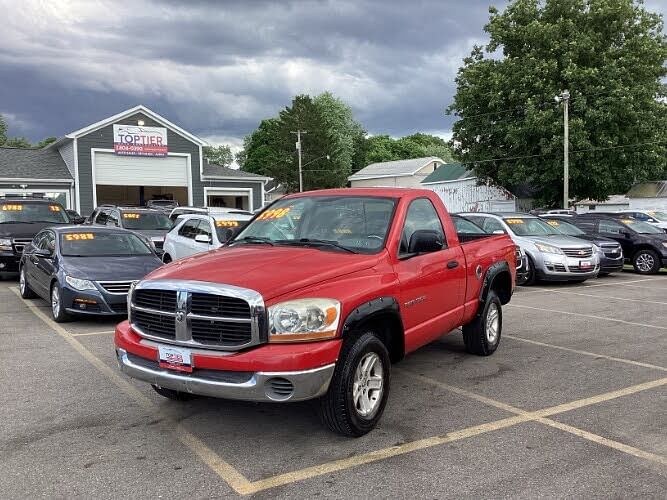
127, 281, 138, 319
268, 298, 340, 342
0, 238, 12, 251
535, 243, 563, 255
65, 275, 97, 291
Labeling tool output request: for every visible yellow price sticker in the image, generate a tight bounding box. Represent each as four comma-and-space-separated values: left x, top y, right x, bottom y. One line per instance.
334, 228, 352, 234
64, 233, 95, 241
1, 204, 23, 211
122, 213, 141, 219
505, 218, 524, 224
257, 207, 291, 220
546, 220, 560, 227
215, 220, 240, 227
49, 205, 61, 212
620, 219, 634, 224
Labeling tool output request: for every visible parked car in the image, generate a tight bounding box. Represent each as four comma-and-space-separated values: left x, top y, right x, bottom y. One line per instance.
116, 188, 517, 436
168, 206, 254, 224
88, 205, 172, 254
65, 209, 86, 224
146, 199, 179, 213
162, 211, 253, 263
19, 226, 162, 321
612, 210, 667, 233
540, 217, 624, 276
460, 212, 599, 285
569, 215, 667, 274
0, 197, 71, 277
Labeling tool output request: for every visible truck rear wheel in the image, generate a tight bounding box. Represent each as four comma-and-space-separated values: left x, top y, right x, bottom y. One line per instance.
462, 290, 502, 356
318, 332, 391, 437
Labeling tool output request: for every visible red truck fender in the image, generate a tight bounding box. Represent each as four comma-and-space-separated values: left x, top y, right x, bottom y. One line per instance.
478, 260, 514, 308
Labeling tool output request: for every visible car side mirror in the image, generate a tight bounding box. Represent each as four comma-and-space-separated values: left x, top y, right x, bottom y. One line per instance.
195, 234, 212, 244
492, 229, 505, 235
408, 230, 443, 254
34, 248, 52, 258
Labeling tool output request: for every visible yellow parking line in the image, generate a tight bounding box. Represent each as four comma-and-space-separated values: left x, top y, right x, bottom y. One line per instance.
70, 330, 115, 337
504, 335, 667, 372
508, 303, 667, 331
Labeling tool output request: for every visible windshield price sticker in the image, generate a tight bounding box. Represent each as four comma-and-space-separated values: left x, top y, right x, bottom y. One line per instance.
49, 205, 61, 212
1, 204, 23, 211
123, 213, 141, 219
215, 220, 239, 227
621, 219, 634, 225
257, 207, 291, 220
334, 228, 352, 234
505, 218, 525, 224
65, 233, 95, 241
546, 220, 560, 226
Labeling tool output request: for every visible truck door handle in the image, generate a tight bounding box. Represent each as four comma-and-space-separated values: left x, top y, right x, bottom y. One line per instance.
447, 260, 459, 269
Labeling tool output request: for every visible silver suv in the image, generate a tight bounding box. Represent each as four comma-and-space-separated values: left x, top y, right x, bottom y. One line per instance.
460, 212, 600, 285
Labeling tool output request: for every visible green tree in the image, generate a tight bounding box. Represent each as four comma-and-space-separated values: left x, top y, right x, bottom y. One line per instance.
448, 0, 667, 206
35, 137, 57, 148
4, 137, 32, 148
0, 114, 7, 145
359, 133, 455, 168
203, 144, 234, 167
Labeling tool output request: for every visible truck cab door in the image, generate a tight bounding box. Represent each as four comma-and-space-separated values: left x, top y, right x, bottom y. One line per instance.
394, 198, 465, 353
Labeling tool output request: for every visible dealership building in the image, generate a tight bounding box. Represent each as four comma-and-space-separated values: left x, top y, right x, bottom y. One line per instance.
0, 105, 270, 214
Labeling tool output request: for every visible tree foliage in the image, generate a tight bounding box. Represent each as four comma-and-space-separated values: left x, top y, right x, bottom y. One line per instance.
448, 0, 667, 206
203, 144, 234, 167
360, 133, 455, 168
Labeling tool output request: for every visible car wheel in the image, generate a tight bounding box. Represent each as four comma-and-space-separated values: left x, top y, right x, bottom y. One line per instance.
50, 282, 72, 323
19, 267, 37, 299
151, 384, 196, 401
462, 290, 502, 356
632, 249, 660, 275
162, 253, 172, 264
523, 255, 537, 286
318, 332, 391, 437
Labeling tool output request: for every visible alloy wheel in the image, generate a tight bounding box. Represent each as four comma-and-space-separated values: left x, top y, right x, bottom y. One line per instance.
636, 253, 655, 273
352, 352, 384, 418
486, 302, 500, 344
51, 286, 60, 317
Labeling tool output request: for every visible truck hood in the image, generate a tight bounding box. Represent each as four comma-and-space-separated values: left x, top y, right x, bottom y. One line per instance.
144, 245, 382, 300
63, 255, 163, 281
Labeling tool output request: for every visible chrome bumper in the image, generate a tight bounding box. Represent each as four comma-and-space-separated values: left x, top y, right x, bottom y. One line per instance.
116, 348, 335, 402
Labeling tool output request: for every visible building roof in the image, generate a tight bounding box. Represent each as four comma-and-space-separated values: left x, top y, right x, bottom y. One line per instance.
626, 181, 667, 199
573, 194, 630, 207
202, 160, 271, 182
348, 156, 444, 181
0, 146, 73, 182
421, 163, 474, 184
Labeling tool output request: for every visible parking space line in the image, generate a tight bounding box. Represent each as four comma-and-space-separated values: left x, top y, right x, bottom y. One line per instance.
508, 304, 667, 331
70, 330, 115, 337
615, 283, 667, 291
516, 289, 667, 306
580, 278, 665, 288
504, 335, 667, 372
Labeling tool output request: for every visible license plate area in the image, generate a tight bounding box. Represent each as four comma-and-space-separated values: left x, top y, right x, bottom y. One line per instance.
158, 345, 193, 373
579, 260, 592, 269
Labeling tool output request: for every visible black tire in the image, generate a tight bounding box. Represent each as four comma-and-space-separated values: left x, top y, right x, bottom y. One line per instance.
162, 253, 172, 264
50, 282, 72, 323
523, 255, 537, 286
151, 384, 196, 401
318, 332, 391, 437
632, 249, 661, 275
462, 290, 502, 356
19, 267, 37, 299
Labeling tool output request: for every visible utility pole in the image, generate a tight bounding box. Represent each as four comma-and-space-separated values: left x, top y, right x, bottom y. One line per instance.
555, 90, 570, 209
291, 130, 307, 192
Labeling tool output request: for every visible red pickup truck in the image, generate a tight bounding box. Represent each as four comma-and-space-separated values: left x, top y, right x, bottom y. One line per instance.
115, 188, 516, 436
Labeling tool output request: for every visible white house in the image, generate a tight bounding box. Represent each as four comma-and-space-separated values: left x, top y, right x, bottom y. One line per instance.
421, 163, 516, 213
573, 194, 631, 214
627, 181, 667, 210
348, 157, 445, 188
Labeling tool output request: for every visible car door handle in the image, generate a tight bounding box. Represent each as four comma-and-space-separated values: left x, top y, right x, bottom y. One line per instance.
447, 260, 459, 269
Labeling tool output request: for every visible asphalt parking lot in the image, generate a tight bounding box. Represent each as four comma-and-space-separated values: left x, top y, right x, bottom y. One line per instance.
1, 271, 666, 498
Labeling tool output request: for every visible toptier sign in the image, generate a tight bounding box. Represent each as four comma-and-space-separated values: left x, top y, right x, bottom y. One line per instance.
113, 124, 168, 157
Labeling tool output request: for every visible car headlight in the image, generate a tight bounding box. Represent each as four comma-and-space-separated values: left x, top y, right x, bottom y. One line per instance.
0, 238, 12, 251
65, 275, 97, 291
534, 243, 564, 255
268, 298, 340, 342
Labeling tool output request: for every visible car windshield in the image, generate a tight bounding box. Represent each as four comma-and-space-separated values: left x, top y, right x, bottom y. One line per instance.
120, 212, 172, 230
646, 211, 667, 221
543, 219, 585, 236
212, 216, 250, 241
504, 217, 560, 236
0, 202, 69, 224
619, 219, 664, 234
233, 196, 397, 254
60, 232, 153, 256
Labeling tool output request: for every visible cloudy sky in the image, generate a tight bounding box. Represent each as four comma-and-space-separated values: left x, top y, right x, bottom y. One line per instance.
1, 0, 665, 153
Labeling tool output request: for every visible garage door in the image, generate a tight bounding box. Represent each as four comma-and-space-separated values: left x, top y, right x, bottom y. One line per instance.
94, 151, 188, 186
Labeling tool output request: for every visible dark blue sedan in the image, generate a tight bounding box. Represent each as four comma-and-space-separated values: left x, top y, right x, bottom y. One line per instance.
19, 226, 163, 322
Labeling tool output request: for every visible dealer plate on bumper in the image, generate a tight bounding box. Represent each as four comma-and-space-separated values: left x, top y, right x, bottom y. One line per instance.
579, 260, 592, 269
158, 345, 193, 373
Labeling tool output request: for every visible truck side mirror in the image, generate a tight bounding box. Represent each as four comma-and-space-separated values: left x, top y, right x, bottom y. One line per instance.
408, 230, 443, 254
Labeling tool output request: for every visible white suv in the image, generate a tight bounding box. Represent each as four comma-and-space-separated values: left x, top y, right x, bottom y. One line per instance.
162, 212, 253, 263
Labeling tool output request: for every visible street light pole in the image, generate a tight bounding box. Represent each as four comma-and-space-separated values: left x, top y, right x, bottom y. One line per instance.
291, 130, 307, 192
556, 90, 570, 209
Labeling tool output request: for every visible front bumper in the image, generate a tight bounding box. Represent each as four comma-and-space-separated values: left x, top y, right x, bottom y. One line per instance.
0, 252, 20, 274
533, 253, 600, 281
61, 285, 128, 316
599, 254, 624, 274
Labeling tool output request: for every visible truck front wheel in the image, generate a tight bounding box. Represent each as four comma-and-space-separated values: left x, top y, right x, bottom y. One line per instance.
318, 332, 391, 437
462, 290, 502, 356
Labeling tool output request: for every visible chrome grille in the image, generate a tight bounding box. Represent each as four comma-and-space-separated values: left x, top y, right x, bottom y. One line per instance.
563, 247, 593, 258
601, 244, 622, 258
129, 280, 264, 351
12, 238, 32, 254
97, 280, 136, 295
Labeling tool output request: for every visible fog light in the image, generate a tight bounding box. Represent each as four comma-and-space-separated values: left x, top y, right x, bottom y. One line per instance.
74, 298, 97, 305
0, 263, 5, 269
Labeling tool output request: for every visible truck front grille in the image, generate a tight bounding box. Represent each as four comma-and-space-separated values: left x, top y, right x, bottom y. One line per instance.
129, 280, 264, 351
563, 247, 593, 258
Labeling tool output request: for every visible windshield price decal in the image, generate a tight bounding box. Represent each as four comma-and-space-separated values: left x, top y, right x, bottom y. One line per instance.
123, 213, 141, 219
215, 220, 240, 227
49, 205, 61, 212
65, 233, 95, 241
546, 220, 560, 226
334, 228, 352, 234
621, 219, 634, 224
1, 204, 23, 211
505, 218, 524, 224
257, 207, 291, 220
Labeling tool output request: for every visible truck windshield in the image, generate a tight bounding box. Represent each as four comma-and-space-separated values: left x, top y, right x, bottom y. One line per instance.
504, 217, 560, 236
121, 212, 172, 230
234, 196, 397, 253
61, 232, 153, 256
0, 202, 69, 224
619, 219, 663, 234
543, 219, 585, 236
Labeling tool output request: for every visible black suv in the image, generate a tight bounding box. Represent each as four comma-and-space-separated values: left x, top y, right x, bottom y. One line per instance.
0, 197, 71, 276
87, 205, 173, 253
570, 215, 667, 274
